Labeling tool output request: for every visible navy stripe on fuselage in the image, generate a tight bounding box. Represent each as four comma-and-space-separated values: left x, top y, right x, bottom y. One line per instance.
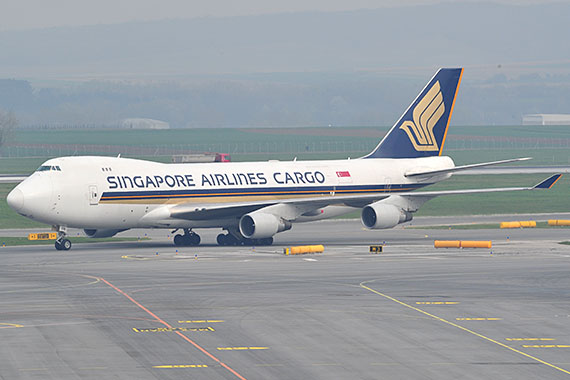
99, 183, 430, 201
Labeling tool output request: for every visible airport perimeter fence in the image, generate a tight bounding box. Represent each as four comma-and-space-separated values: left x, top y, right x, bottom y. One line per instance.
2, 136, 570, 158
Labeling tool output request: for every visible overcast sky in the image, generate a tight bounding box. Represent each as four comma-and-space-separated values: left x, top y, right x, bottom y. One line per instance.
1, 0, 560, 31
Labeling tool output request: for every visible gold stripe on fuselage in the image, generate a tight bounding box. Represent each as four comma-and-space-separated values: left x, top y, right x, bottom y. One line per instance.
98, 188, 411, 205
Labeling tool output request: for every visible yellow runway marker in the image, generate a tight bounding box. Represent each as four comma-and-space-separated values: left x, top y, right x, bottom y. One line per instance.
178, 320, 224, 323
416, 302, 459, 305
456, 318, 502, 321
360, 281, 570, 376
153, 364, 208, 368
507, 338, 555, 341
523, 345, 570, 348
217, 347, 268, 351
0, 323, 23, 329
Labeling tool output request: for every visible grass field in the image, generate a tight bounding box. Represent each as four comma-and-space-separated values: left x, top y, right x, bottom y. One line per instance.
1, 126, 569, 229
408, 221, 570, 230
0, 236, 148, 247
10, 125, 570, 146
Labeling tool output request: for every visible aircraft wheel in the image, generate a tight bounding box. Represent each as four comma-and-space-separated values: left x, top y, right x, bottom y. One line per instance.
61, 239, 72, 250
217, 233, 227, 246
190, 233, 201, 246
228, 234, 241, 246
262, 237, 273, 246
55, 241, 63, 250
174, 234, 184, 246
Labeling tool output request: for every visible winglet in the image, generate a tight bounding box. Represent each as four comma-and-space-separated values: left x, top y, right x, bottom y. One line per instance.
533, 174, 563, 189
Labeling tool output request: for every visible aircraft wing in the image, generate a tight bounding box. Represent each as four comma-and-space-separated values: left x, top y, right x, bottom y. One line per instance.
168, 174, 562, 221
168, 193, 390, 220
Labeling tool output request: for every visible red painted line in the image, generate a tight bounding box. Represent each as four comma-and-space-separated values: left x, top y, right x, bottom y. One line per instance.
98, 277, 247, 380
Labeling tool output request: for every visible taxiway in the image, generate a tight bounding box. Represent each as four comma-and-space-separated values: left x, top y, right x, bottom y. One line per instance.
1, 218, 570, 379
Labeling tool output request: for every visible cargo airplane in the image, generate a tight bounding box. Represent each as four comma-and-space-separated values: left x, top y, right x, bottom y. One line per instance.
6, 68, 562, 250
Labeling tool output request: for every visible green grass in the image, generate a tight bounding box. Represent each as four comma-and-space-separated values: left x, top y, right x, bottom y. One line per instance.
11, 127, 382, 146
10, 125, 570, 146
559, 241, 570, 246
408, 223, 502, 230
407, 221, 570, 230
0, 236, 149, 247
6, 126, 570, 165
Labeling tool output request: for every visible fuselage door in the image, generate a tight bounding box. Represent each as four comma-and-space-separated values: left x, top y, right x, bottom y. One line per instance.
384, 177, 392, 192
89, 185, 99, 205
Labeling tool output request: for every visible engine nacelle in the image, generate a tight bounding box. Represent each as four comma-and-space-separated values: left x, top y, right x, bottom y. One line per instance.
361, 202, 412, 229
83, 229, 126, 238
239, 212, 292, 239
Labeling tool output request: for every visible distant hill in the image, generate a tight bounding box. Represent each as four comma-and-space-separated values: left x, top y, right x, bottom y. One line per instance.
0, 3, 569, 127
1, 3, 569, 78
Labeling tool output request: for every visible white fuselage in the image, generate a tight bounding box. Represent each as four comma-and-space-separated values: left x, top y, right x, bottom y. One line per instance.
9, 155, 454, 230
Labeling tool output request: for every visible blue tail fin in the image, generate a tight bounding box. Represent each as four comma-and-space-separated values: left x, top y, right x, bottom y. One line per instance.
365, 68, 463, 159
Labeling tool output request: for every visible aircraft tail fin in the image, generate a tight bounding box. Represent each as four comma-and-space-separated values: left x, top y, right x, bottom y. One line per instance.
365, 68, 463, 159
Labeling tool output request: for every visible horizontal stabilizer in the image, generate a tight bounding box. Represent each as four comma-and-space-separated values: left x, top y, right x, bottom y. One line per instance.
405, 157, 531, 177
533, 174, 563, 189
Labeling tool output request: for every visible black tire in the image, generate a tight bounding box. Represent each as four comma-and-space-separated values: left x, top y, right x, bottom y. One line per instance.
190, 234, 201, 246
55, 241, 63, 250
174, 234, 184, 246
217, 233, 227, 246
262, 237, 274, 246
61, 239, 72, 251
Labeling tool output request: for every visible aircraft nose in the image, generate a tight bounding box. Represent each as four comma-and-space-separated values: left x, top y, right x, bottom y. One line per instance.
7, 174, 53, 220
7, 188, 24, 212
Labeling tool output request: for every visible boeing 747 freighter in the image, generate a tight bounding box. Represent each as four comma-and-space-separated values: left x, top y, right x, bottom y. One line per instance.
6, 68, 561, 250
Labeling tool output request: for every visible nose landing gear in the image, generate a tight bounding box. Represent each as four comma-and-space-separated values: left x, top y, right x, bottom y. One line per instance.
54, 225, 71, 251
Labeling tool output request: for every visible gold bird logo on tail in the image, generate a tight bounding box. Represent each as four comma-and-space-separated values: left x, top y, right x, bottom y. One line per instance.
399, 81, 445, 151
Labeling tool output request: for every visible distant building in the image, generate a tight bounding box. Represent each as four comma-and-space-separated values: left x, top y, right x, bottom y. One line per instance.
522, 114, 570, 126
121, 118, 170, 129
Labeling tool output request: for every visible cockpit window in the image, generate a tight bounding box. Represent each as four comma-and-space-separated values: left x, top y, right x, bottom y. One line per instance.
36, 165, 61, 172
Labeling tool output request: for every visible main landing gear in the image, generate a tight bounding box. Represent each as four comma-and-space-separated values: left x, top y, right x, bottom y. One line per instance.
54, 226, 72, 251
173, 229, 201, 246
216, 229, 273, 246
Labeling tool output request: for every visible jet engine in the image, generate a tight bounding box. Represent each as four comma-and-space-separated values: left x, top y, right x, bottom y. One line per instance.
83, 229, 126, 238
361, 202, 412, 229
239, 212, 292, 239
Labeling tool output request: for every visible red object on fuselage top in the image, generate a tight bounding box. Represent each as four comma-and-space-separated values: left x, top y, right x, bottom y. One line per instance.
215, 153, 231, 162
